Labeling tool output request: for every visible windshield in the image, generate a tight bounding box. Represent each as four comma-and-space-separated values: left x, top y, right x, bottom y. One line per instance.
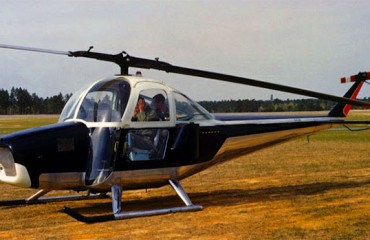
174, 92, 212, 121
59, 79, 131, 123
59, 86, 86, 122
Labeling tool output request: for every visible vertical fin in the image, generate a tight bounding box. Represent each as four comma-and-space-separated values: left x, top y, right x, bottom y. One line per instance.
329, 72, 368, 117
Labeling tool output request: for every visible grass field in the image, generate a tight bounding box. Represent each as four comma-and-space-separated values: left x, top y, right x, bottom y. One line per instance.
0, 115, 59, 135
0, 113, 369, 239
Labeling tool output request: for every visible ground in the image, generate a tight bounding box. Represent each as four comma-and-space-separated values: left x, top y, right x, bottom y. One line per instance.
0, 113, 369, 239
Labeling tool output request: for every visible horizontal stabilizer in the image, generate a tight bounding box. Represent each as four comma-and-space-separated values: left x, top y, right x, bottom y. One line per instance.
340, 72, 370, 84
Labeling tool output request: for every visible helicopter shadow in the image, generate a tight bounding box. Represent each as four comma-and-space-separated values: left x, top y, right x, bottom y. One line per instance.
189, 178, 370, 207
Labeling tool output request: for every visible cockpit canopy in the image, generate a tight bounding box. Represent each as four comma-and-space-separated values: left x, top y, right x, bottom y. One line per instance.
59, 77, 213, 124
59, 79, 130, 123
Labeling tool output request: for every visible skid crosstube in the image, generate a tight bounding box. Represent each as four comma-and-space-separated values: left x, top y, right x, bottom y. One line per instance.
64, 178, 203, 223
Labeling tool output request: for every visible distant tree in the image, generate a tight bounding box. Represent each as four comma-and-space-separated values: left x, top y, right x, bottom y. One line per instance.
15, 88, 32, 114
9, 87, 17, 114
31, 93, 44, 114
0, 89, 10, 114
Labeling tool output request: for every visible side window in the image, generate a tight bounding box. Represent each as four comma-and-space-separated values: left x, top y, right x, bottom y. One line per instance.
131, 89, 170, 122
174, 92, 211, 121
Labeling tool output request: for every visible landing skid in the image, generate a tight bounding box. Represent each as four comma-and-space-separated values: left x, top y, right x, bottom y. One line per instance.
64, 178, 203, 223
0, 189, 108, 207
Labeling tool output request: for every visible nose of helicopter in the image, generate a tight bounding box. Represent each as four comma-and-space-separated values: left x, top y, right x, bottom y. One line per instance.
0, 146, 31, 188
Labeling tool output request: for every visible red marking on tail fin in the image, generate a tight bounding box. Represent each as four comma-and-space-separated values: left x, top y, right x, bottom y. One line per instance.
343, 81, 364, 116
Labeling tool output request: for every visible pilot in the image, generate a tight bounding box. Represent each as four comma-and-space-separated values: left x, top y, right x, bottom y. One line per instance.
131, 96, 158, 121
129, 97, 157, 153
153, 94, 169, 121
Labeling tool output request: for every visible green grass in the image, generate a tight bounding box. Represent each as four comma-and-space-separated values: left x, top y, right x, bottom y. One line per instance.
310, 129, 370, 142
0, 116, 58, 135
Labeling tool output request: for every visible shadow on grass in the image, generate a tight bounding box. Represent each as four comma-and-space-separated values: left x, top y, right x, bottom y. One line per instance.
192, 178, 370, 207
62, 178, 370, 222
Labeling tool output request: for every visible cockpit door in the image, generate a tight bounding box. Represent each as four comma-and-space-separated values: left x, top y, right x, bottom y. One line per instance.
84, 126, 118, 186
77, 79, 130, 186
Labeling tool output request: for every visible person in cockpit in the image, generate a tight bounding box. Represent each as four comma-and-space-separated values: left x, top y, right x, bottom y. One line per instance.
131, 96, 158, 121
128, 97, 158, 156
153, 94, 169, 121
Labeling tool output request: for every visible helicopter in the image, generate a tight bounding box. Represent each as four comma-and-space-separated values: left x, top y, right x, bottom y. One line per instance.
0, 44, 370, 223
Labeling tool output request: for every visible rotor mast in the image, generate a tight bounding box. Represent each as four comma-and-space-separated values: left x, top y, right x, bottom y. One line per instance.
68, 50, 130, 75
68, 49, 174, 76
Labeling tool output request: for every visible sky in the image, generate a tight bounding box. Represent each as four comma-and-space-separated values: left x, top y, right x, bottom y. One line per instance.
1, 0, 370, 101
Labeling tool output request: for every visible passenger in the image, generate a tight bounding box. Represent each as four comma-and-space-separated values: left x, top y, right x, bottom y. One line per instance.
131, 96, 158, 121
153, 94, 169, 121
129, 97, 157, 153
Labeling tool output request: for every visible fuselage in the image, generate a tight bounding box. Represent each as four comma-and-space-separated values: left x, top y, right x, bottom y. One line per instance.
0, 76, 344, 192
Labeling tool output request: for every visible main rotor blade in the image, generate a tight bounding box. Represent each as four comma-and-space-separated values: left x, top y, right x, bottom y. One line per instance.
1, 44, 369, 108
125, 55, 370, 107
0, 44, 70, 56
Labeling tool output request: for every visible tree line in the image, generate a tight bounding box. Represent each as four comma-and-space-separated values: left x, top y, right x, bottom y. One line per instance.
0, 87, 71, 114
198, 98, 370, 113
0, 87, 369, 115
